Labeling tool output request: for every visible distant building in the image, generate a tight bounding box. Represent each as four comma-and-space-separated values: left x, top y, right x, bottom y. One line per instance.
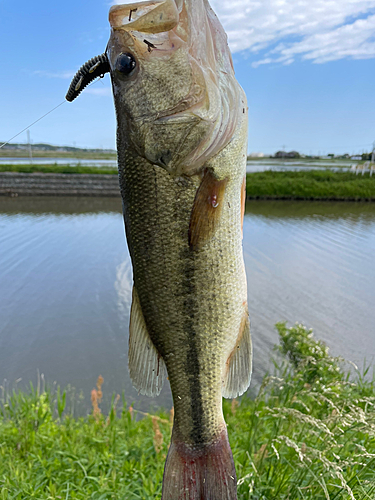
351, 156, 362, 161
275, 150, 300, 159
249, 152, 265, 158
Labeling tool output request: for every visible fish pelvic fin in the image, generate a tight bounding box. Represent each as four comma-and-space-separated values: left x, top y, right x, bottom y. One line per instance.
162, 428, 238, 500
189, 169, 228, 250
128, 286, 167, 397
222, 307, 252, 399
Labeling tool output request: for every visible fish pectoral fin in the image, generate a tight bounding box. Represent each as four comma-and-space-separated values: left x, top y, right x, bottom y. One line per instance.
189, 169, 228, 250
222, 307, 252, 399
129, 287, 167, 397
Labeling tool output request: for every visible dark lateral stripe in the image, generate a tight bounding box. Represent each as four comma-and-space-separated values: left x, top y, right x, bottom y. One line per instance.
180, 246, 204, 444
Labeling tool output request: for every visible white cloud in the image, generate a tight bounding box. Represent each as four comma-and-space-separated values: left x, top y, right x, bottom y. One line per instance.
210, 0, 375, 64
274, 14, 375, 64
114, 0, 375, 65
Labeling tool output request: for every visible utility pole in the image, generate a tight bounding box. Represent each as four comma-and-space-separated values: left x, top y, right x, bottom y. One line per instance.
371, 141, 375, 164
27, 130, 33, 164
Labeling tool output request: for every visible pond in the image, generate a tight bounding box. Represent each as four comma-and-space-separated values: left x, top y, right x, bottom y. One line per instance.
0, 157, 355, 172
0, 197, 374, 413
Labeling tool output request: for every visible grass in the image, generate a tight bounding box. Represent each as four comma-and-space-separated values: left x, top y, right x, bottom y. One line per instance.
2, 166, 375, 201
0, 164, 118, 175
246, 170, 375, 200
1, 324, 374, 499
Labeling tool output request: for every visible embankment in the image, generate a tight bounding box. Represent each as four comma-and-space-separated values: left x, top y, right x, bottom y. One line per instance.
0, 172, 120, 197
2, 168, 375, 200
246, 170, 375, 201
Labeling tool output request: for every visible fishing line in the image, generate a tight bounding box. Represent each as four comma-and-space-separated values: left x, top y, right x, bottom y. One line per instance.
0, 101, 67, 149
0, 76, 108, 150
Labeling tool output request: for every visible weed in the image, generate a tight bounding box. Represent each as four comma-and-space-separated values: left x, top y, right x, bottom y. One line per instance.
0, 324, 374, 499
246, 170, 375, 201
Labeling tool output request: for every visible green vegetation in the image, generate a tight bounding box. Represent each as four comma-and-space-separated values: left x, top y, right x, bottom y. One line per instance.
0, 164, 118, 175
1, 324, 374, 499
246, 170, 375, 200
2, 166, 375, 202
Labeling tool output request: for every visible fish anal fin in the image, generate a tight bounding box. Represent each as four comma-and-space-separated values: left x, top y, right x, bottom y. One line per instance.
222, 307, 252, 399
189, 169, 228, 250
129, 287, 167, 397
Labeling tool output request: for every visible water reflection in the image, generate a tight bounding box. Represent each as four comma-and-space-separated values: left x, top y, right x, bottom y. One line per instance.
244, 200, 375, 389
0, 197, 374, 413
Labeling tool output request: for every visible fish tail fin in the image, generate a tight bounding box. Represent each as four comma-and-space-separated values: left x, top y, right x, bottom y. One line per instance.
162, 428, 237, 500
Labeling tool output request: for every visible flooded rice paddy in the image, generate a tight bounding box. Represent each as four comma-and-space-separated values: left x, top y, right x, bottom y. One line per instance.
0, 196, 374, 413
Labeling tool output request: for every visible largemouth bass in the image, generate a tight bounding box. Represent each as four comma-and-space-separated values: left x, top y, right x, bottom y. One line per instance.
66, 0, 251, 498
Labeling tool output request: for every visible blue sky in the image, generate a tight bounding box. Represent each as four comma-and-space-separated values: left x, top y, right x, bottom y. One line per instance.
1, 0, 374, 156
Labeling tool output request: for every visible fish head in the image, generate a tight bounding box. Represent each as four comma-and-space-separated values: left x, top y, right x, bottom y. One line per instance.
107, 0, 241, 176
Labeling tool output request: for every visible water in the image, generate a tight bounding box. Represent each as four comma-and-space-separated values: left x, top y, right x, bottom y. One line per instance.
246, 160, 355, 172
0, 157, 117, 167
0, 157, 355, 172
0, 197, 374, 413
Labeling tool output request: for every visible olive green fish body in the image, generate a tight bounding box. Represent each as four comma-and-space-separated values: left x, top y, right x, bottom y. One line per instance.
118, 107, 248, 448
67, 1, 251, 497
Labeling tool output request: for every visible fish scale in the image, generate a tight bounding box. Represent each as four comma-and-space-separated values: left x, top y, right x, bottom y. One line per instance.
118, 139, 247, 445
67, 0, 251, 497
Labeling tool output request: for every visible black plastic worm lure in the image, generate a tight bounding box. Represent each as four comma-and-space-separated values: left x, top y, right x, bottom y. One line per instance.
65, 53, 110, 102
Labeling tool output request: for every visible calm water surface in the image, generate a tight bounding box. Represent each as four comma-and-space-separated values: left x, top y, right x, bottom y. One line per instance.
0, 197, 374, 412
0, 157, 354, 171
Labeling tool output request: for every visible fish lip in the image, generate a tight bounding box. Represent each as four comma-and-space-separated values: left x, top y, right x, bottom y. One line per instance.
109, 0, 179, 34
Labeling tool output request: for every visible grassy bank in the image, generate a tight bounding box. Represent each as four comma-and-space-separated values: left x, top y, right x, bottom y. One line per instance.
1, 324, 374, 499
246, 170, 375, 200
2, 166, 375, 201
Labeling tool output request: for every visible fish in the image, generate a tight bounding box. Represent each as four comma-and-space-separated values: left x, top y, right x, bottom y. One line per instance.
66, 0, 251, 498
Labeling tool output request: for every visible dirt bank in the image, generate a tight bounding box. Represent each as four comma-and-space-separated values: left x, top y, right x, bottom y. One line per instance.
0, 172, 120, 197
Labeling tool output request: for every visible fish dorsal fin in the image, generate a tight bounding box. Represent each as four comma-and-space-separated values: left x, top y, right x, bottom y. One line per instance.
129, 287, 167, 397
222, 308, 252, 399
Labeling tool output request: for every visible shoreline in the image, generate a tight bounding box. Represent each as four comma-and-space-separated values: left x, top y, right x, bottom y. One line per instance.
1, 169, 375, 201
0, 171, 120, 197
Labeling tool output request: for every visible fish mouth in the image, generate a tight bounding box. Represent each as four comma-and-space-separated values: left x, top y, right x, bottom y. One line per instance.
109, 0, 242, 176
109, 0, 179, 34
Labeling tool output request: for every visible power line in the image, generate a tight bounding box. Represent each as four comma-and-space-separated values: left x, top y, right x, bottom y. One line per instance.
0, 76, 106, 150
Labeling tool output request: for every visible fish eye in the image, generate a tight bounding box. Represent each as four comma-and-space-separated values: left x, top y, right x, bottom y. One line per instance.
115, 53, 137, 76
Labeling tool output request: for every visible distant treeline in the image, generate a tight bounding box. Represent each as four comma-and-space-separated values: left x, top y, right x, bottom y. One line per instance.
0, 142, 116, 154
